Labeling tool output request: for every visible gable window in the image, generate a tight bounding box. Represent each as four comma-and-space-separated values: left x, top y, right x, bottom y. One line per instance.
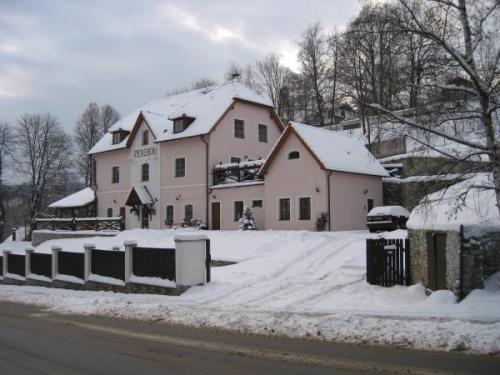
184, 204, 193, 222
279, 198, 290, 221
111, 166, 119, 184
175, 157, 186, 177
258, 124, 268, 143
299, 197, 311, 220
234, 201, 244, 221
142, 130, 149, 145
288, 151, 300, 160
141, 163, 149, 182
252, 199, 263, 208
234, 119, 245, 139
107, 208, 113, 217
166, 205, 174, 225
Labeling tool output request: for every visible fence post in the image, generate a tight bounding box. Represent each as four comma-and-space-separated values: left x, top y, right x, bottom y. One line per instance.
405, 238, 411, 286
124, 241, 137, 284
3, 251, 10, 276
83, 243, 95, 282
51, 246, 61, 280
25, 247, 34, 278
12, 228, 17, 241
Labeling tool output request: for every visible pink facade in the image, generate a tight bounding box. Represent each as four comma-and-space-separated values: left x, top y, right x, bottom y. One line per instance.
88, 83, 386, 232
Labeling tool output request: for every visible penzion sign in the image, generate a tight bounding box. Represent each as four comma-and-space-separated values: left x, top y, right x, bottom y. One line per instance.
133, 147, 157, 158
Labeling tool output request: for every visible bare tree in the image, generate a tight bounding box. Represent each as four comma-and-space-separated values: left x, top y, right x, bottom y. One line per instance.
191, 78, 218, 90
15, 113, 72, 223
101, 104, 121, 133
0, 122, 13, 237
255, 54, 292, 120
298, 23, 331, 126
367, 0, 500, 215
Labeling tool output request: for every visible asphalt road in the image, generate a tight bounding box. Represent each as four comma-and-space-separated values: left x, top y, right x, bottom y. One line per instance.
0, 302, 498, 374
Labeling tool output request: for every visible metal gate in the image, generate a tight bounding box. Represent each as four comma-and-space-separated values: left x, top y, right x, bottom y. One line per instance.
366, 238, 410, 287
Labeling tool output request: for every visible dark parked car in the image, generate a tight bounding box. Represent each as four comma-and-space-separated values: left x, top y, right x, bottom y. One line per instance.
367, 205, 410, 232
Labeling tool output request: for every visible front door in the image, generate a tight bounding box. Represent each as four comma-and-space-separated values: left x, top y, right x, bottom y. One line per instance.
141, 206, 149, 229
211, 202, 220, 230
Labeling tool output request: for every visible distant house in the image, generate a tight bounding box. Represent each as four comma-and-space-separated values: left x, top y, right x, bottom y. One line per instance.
51, 81, 387, 231
406, 173, 500, 297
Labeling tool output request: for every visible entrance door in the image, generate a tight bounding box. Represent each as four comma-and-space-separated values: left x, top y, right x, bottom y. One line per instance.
426, 233, 447, 290
211, 202, 220, 230
141, 206, 150, 229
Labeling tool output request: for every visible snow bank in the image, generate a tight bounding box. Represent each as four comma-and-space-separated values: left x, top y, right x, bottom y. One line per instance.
407, 173, 499, 231
0, 228, 499, 354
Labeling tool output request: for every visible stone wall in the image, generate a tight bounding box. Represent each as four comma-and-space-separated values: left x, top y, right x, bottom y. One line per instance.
31, 230, 118, 247
409, 226, 500, 298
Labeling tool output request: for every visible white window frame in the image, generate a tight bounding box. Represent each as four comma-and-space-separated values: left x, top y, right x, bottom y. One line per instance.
258, 124, 268, 143
251, 199, 263, 208
297, 196, 312, 221
111, 166, 120, 184
288, 151, 300, 160
165, 204, 175, 226
174, 157, 186, 178
277, 196, 291, 221
184, 203, 194, 222
233, 117, 246, 139
233, 200, 244, 222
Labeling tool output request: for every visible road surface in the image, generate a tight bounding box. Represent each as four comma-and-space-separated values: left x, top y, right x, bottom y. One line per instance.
0, 302, 498, 374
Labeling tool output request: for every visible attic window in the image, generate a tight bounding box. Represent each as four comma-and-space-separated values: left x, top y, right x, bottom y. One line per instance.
173, 116, 195, 134
112, 130, 129, 145
288, 151, 300, 160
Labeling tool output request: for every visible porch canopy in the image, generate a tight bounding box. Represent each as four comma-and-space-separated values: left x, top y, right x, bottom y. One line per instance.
125, 185, 154, 206
48, 187, 96, 218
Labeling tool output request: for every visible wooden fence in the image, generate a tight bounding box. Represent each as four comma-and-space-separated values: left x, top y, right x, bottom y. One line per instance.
366, 238, 410, 287
133, 247, 176, 281
33, 217, 124, 231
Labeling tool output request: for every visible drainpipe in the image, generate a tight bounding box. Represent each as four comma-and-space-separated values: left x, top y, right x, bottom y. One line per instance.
326, 171, 332, 231
201, 135, 209, 228
459, 224, 464, 301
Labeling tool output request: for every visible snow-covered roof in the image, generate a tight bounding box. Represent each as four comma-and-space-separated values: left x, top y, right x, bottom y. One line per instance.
407, 173, 499, 231
48, 188, 95, 208
282, 122, 388, 176
368, 206, 410, 217
126, 185, 154, 205
89, 81, 273, 154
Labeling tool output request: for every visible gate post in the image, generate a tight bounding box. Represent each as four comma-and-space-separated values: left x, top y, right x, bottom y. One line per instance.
83, 243, 95, 282
25, 247, 34, 279
124, 241, 137, 284
51, 246, 62, 280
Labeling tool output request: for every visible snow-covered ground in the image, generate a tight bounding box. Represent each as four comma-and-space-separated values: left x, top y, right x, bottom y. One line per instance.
0, 229, 499, 354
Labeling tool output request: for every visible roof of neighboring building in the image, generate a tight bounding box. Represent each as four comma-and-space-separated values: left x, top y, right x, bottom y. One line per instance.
48, 188, 95, 208
260, 122, 389, 177
89, 81, 276, 154
407, 173, 499, 231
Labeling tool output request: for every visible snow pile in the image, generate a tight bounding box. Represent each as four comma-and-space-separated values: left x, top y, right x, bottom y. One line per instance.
1, 228, 499, 353
48, 187, 95, 208
407, 173, 499, 231
89, 81, 273, 154
288, 122, 388, 177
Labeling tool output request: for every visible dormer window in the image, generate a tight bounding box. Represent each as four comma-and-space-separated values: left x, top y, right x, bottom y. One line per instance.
111, 129, 129, 145
172, 115, 195, 134
288, 151, 300, 160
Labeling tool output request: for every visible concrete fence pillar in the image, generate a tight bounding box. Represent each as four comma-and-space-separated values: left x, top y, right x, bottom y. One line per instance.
124, 241, 137, 284
174, 234, 209, 288
25, 247, 34, 277
83, 243, 95, 282
51, 246, 62, 280
2, 250, 10, 276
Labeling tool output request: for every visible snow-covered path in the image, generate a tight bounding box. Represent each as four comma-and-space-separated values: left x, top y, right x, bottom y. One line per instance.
0, 229, 499, 354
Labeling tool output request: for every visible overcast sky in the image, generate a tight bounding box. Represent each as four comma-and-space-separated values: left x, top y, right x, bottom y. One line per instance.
1, 0, 362, 131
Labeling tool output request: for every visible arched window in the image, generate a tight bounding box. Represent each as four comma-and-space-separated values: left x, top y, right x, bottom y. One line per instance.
141, 163, 149, 181
288, 151, 300, 160
107, 208, 113, 217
